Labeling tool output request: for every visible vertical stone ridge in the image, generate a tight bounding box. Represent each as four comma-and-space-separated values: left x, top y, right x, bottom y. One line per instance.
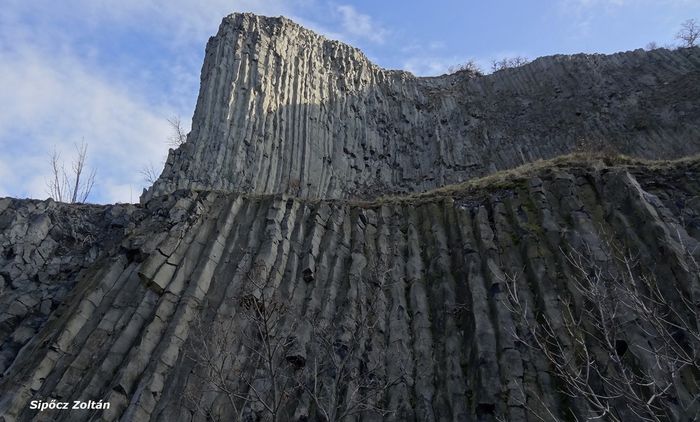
141, 12, 700, 203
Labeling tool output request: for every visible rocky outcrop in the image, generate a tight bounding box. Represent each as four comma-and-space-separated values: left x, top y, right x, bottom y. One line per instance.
143, 13, 700, 201
1, 156, 699, 421
2, 12, 700, 422
0, 198, 142, 378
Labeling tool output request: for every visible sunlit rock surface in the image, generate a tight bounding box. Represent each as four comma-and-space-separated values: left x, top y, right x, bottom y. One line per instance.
1, 12, 700, 422
143, 13, 700, 201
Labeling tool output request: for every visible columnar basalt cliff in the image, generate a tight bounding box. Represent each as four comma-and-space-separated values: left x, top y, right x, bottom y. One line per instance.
2, 157, 700, 421
143, 13, 700, 201
1, 12, 700, 422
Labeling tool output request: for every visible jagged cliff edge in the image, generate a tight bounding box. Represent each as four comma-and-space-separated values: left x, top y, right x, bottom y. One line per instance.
143, 13, 700, 201
0, 12, 699, 422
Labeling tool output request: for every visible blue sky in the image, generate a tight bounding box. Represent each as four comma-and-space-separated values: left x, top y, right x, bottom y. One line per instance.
1, 0, 697, 203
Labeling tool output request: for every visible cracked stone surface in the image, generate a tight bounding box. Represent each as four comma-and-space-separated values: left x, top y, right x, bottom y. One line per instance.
142, 13, 700, 201
2, 158, 699, 421
1, 12, 700, 422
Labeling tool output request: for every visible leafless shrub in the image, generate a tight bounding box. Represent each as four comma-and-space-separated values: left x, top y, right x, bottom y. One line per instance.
186, 263, 298, 422
138, 116, 185, 189
645, 42, 659, 51
238, 272, 298, 422
140, 162, 160, 185
491, 56, 530, 72
504, 237, 700, 421
186, 298, 248, 420
300, 297, 405, 421
167, 115, 187, 147
46, 141, 96, 203
186, 250, 407, 420
295, 249, 404, 421
676, 18, 699, 48
448, 59, 483, 76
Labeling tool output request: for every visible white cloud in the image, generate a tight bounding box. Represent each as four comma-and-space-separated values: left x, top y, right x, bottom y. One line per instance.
401, 56, 456, 76
402, 49, 536, 77
557, 0, 629, 39
559, 0, 684, 40
1, 0, 355, 52
336, 4, 389, 44
0, 48, 175, 203
2, 0, 298, 48
401, 55, 492, 77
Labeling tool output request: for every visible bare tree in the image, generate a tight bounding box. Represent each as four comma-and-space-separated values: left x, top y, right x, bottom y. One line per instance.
645, 42, 659, 51
300, 298, 405, 421
140, 162, 160, 185
186, 298, 248, 421
676, 18, 699, 48
448, 59, 483, 76
185, 253, 405, 421
238, 279, 298, 422
138, 115, 185, 189
46, 141, 96, 203
186, 264, 299, 422
504, 238, 700, 421
167, 115, 187, 147
296, 246, 405, 421
491, 56, 530, 72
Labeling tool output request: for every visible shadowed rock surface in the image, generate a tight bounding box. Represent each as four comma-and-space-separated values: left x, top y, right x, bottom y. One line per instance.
143, 13, 700, 201
0, 199, 143, 377
2, 156, 700, 421
1, 12, 700, 422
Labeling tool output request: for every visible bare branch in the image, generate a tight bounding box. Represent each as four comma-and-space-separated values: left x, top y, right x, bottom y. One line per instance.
676, 18, 699, 48
140, 162, 160, 184
491, 56, 530, 72
447, 59, 483, 76
167, 115, 187, 147
46, 141, 95, 203
47, 147, 67, 202
503, 235, 700, 421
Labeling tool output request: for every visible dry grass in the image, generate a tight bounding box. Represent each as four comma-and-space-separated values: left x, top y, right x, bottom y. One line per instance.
213, 152, 699, 208
349, 152, 700, 208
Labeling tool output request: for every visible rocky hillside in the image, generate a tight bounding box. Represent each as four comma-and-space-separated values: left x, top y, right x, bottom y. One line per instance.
2, 155, 700, 421
143, 13, 700, 201
1, 12, 700, 422
0, 199, 142, 376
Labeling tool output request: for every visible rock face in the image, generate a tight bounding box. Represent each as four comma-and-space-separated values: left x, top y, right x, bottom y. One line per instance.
1, 12, 700, 422
143, 13, 700, 201
2, 157, 700, 421
0, 199, 142, 377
